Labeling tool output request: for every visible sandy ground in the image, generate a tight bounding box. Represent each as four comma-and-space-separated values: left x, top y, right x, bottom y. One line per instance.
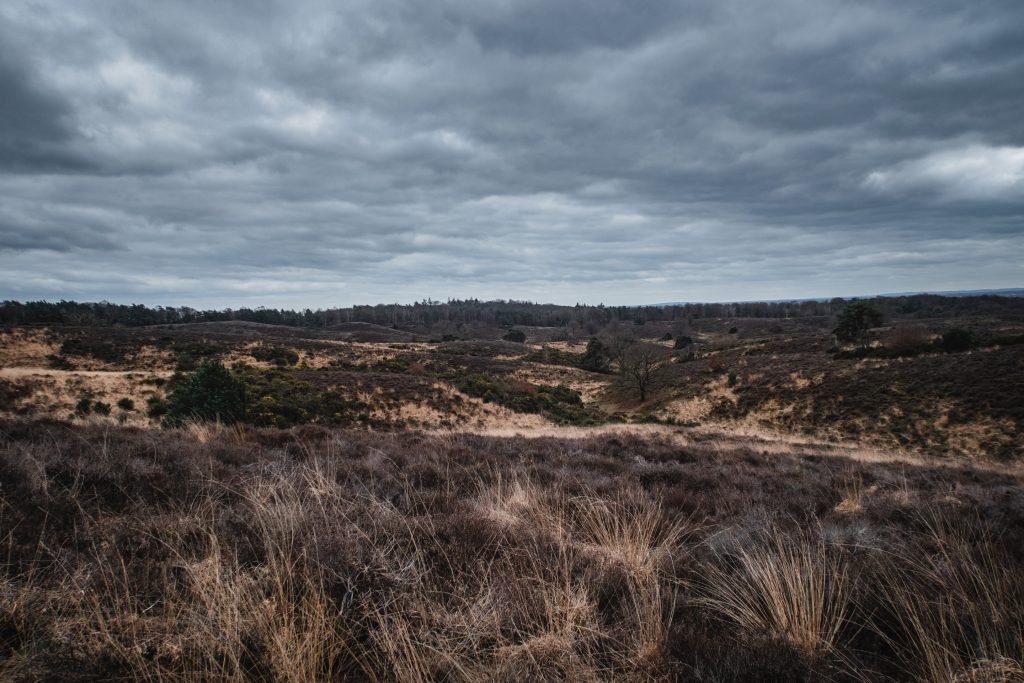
0, 366, 171, 426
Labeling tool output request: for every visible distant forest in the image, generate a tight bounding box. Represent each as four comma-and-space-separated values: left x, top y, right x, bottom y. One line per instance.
3, 294, 1023, 329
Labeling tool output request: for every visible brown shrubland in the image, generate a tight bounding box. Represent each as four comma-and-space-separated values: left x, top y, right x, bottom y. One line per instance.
0, 420, 1021, 681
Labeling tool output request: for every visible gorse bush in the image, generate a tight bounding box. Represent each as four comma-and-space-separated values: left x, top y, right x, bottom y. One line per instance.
164, 362, 372, 428
236, 367, 370, 428
164, 359, 247, 425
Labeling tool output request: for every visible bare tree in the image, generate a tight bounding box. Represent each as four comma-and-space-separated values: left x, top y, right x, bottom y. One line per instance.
619, 343, 670, 402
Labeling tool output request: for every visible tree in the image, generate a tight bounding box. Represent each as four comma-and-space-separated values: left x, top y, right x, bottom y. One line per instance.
833, 302, 884, 345
619, 343, 669, 402
164, 359, 247, 425
580, 337, 611, 373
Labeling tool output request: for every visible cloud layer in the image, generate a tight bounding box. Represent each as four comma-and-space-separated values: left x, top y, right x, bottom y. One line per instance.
2, 0, 1022, 307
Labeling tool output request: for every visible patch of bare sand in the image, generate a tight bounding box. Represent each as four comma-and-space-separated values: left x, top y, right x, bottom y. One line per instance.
655, 376, 737, 423
656, 395, 715, 423
512, 364, 609, 402
541, 340, 589, 354
352, 382, 552, 430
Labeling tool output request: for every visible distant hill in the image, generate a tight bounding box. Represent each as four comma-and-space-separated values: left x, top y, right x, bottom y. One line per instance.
652, 288, 1024, 306
879, 288, 1024, 298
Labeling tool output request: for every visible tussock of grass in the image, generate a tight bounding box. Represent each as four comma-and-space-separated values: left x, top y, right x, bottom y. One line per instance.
872, 508, 1024, 683
697, 526, 850, 656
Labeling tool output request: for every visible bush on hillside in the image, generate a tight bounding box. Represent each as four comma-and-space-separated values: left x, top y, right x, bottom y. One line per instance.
833, 302, 884, 344
502, 329, 527, 343
941, 327, 974, 352
164, 359, 247, 425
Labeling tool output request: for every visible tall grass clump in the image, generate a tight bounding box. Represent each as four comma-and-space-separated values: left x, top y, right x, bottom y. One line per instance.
698, 526, 851, 657
73, 465, 355, 682
872, 508, 1024, 683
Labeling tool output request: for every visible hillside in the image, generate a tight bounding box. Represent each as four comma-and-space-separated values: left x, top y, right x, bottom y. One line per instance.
2, 299, 1022, 457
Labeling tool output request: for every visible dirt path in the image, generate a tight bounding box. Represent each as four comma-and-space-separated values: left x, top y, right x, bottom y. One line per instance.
0, 367, 171, 378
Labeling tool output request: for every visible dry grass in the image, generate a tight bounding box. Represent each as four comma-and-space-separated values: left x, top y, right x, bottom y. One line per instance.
361, 477, 687, 681
70, 473, 352, 683
872, 507, 1024, 683
697, 526, 851, 657
0, 421, 1020, 681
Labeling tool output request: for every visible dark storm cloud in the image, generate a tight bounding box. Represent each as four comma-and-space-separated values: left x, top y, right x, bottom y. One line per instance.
0, 44, 90, 172
0, 0, 1022, 307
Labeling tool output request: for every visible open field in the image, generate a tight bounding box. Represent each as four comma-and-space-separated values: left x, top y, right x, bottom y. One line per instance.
1, 420, 1022, 681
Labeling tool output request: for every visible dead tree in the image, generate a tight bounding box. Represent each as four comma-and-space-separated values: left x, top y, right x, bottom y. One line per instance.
619, 343, 669, 402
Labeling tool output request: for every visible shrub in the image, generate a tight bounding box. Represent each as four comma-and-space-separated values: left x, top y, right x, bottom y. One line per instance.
249, 345, 299, 366
708, 355, 725, 373
941, 327, 974, 353
146, 396, 168, 418
728, 327, 738, 334
92, 401, 112, 416
673, 336, 694, 349
59, 338, 125, 363
47, 354, 75, 370
502, 329, 527, 343
173, 343, 222, 372
374, 357, 410, 373
883, 325, 931, 356
164, 360, 247, 426
524, 347, 585, 369
455, 374, 602, 425
0, 380, 32, 412
236, 368, 370, 428
116, 397, 135, 411
75, 397, 92, 415
727, 370, 737, 387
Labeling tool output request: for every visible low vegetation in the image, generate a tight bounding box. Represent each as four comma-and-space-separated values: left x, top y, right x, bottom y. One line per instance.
0, 421, 1020, 681
0, 293, 1022, 679
455, 373, 603, 425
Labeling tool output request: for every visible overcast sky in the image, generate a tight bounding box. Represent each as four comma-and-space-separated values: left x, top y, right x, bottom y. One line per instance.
2, 0, 1022, 308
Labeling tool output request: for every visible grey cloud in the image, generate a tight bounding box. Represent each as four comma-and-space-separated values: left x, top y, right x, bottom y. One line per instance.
0, 45, 90, 172
0, 0, 1022, 307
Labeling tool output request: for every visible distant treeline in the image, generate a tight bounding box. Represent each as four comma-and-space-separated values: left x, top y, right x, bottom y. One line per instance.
2, 294, 1022, 329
